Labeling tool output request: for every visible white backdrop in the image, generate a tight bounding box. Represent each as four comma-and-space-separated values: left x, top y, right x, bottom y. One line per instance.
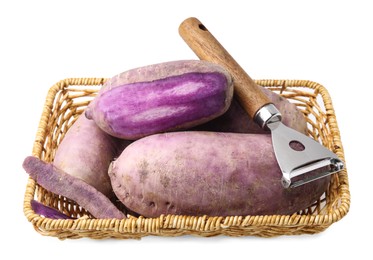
1, 0, 371, 259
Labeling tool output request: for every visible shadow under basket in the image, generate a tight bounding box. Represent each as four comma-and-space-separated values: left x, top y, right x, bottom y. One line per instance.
23, 78, 350, 239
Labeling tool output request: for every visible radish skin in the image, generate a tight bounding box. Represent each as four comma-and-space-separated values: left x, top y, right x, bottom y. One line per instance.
23, 156, 126, 219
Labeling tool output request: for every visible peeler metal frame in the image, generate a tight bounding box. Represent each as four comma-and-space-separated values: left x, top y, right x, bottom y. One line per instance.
255, 104, 344, 188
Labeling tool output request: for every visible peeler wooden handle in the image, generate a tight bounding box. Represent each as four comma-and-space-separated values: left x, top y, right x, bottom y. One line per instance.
179, 17, 271, 120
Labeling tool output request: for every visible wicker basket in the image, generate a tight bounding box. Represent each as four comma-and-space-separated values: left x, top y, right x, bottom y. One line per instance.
23, 78, 350, 239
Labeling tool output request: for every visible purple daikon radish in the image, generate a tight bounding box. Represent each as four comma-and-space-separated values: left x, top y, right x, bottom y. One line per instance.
53, 114, 130, 199
85, 60, 233, 140
108, 131, 329, 218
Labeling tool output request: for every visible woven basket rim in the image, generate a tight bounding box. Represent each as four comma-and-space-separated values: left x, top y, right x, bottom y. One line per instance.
23, 78, 350, 239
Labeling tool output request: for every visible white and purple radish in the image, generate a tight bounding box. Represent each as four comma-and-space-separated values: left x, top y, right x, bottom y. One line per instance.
85, 60, 233, 140
53, 114, 131, 199
109, 131, 330, 218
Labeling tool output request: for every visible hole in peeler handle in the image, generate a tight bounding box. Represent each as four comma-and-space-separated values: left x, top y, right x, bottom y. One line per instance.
198, 23, 208, 31
289, 140, 305, 151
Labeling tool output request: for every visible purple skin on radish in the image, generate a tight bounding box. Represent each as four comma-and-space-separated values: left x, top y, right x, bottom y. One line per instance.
85, 60, 233, 140
109, 131, 330, 218
100, 60, 232, 92
23, 156, 126, 219
31, 200, 74, 219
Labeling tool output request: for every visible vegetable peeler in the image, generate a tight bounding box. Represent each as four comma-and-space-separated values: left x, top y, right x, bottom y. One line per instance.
178, 17, 344, 188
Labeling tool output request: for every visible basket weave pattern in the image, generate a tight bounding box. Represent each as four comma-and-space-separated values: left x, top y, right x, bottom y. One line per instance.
23, 78, 350, 239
